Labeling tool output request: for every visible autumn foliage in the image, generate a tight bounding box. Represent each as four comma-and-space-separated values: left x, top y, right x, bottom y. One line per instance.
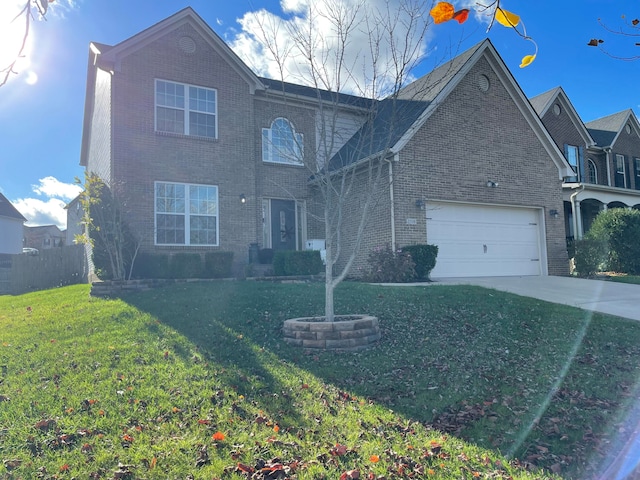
430, 1, 538, 67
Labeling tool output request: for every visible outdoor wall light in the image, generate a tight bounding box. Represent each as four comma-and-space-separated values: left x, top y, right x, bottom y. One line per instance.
549, 209, 559, 218
240, 193, 247, 204
415, 199, 425, 209
486, 181, 499, 188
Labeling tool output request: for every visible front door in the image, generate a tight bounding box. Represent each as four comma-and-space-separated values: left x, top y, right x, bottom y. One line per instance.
270, 199, 296, 251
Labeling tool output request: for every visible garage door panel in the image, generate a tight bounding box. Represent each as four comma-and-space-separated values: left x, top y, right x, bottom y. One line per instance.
427, 202, 543, 278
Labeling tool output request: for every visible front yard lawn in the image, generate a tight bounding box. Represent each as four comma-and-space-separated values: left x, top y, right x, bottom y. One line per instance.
1, 281, 639, 479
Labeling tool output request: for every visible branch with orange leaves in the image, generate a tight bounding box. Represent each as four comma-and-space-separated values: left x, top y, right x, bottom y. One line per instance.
429, 1, 538, 68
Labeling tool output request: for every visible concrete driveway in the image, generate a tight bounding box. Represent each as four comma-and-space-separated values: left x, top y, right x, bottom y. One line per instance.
428, 276, 640, 322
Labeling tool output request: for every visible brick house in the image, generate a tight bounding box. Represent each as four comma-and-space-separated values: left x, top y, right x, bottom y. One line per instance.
78, 7, 577, 278
23, 225, 66, 250
531, 88, 640, 241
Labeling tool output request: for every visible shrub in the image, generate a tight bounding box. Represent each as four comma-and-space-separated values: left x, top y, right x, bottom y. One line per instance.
258, 248, 274, 264
364, 245, 416, 283
203, 252, 234, 278
132, 253, 170, 279
169, 253, 203, 279
400, 244, 438, 280
273, 251, 323, 276
586, 208, 640, 274
573, 237, 607, 277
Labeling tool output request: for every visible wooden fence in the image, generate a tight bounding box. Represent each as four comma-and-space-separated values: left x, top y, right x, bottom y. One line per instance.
0, 245, 89, 295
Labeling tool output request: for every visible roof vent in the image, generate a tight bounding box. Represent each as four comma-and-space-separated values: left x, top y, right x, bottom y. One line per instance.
477, 74, 490, 92
553, 104, 561, 116
178, 36, 196, 55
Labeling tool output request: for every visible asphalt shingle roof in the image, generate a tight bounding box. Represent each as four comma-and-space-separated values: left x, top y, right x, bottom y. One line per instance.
0, 192, 26, 221
586, 110, 630, 147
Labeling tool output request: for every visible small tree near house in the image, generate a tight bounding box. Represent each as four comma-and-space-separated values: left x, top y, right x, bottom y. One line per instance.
247, 0, 450, 322
75, 172, 141, 281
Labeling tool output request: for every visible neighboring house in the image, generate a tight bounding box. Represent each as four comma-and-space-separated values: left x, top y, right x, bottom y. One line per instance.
23, 225, 65, 250
0, 192, 27, 255
532, 88, 640, 241
78, 8, 575, 278
64, 195, 84, 246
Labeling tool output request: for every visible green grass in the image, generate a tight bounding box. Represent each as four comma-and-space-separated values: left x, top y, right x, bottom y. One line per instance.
1, 281, 640, 479
605, 274, 640, 285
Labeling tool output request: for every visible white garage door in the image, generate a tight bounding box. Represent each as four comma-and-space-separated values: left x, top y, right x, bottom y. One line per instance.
427, 202, 543, 278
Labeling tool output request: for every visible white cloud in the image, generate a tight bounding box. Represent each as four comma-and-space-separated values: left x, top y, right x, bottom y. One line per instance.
229, 0, 435, 97
13, 177, 82, 229
32, 176, 82, 201
13, 197, 69, 229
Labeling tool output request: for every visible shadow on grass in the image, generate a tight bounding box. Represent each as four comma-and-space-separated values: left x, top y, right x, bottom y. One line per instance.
123, 279, 640, 479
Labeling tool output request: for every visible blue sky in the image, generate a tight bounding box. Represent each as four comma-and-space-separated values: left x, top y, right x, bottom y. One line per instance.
0, 0, 638, 228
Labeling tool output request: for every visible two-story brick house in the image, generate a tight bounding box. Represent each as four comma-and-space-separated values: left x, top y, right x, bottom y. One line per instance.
79, 7, 577, 278
531, 88, 640, 242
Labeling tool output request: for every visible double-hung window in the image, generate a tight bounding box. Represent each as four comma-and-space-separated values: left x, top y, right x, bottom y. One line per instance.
635, 158, 640, 190
564, 145, 579, 182
155, 182, 218, 246
155, 80, 217, 139
615, 154, 627, 188
262, 118, 303, 165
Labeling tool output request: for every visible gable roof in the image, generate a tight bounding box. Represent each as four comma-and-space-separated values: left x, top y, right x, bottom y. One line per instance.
81, 7, 266, 167
586, 110, 640, 148
0, 192, 26, 222
330, 98, 428, 169
529, 87, 596, 147
97, 7, 264, 93
330, 39, 573, 179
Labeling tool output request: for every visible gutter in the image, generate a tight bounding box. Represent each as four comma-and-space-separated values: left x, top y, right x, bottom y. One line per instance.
605, 147, 612, 187
385, 155, 397, 250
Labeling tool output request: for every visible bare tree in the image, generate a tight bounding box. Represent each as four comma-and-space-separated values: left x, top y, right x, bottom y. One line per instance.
248, 0, 444, 321
588, 15, 640, 60
1, 0, 51, 87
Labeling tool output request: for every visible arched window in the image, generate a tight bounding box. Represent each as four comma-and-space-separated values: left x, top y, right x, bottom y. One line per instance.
262, 118, 303, 165
587, 159, 597, 184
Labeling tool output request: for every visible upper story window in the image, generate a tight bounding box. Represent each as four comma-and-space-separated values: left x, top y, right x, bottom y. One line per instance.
155, 80, 217, 139
615, 154, 628, 188
155, 182, 218, 246
262, 118, 303, 165
564, 144, 579, 182
635, 158, 640, 190
587, 159, 598, 184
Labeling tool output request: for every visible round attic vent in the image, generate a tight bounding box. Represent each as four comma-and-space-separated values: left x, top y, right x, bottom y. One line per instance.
477, 74, 490, 92
626, 124, 632, 134
553, 104, 561, 116
178, 36, 196, 54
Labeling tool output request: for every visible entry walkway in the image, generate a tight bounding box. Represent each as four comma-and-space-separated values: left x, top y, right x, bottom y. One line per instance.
428, 276, 640, 322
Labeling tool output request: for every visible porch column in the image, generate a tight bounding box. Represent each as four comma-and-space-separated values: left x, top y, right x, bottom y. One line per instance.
574, 200, 584, 240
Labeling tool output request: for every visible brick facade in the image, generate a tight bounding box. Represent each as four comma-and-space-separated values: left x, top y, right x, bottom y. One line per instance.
80, 8, 589, 279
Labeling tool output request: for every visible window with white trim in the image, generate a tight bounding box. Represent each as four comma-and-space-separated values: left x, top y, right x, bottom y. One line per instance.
615, 154, 627, 188
635, 158, 640, 190
587, 159, 598, 184
262, 118, 303, 165
155, 80, 217, 138
155, 182, 218, 245
565, 144, 579, 182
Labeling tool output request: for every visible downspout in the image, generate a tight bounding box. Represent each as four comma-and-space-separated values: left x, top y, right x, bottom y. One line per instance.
386, 155, 397, 251
605, 147, 612, 187
570, 185, 585, 240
